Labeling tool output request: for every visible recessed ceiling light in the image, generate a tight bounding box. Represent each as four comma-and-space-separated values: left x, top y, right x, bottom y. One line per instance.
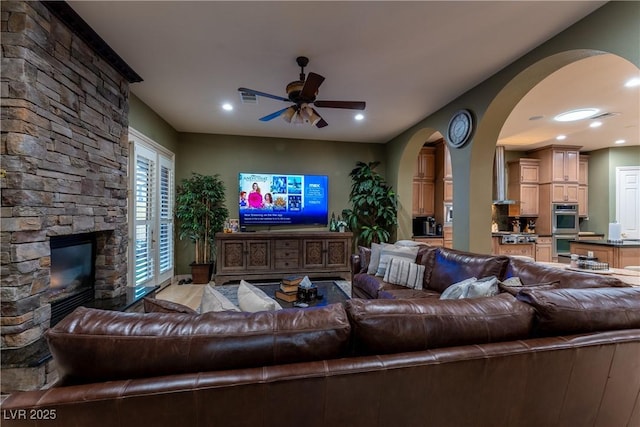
556, 135, 567, 140
624, 77, 640, 88
553, 108, 599, 122
590, 121, 602, 128
615, 139, 626, 144
354, 113, 364, 121
222, 103, 233, 111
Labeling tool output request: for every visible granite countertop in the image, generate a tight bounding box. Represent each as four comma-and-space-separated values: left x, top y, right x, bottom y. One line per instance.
570, 239, 640, 248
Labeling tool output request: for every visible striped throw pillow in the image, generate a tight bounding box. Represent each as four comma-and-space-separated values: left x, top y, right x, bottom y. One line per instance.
375, 245, 420, 277
383, 258, 425, 289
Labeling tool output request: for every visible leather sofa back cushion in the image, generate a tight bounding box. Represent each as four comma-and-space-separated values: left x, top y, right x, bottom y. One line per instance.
47, 304, 351, 385
346, 293, 534, 355
516, 287, 640, 335
428, 248, 509, 293
504, 257, 623, 288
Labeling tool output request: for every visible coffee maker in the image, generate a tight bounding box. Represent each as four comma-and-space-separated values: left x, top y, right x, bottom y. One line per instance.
425, 216, 436, 235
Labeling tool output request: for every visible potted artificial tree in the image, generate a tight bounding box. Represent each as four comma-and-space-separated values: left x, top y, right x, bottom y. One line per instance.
342, 161, 398, 248
175, 173, 228, 284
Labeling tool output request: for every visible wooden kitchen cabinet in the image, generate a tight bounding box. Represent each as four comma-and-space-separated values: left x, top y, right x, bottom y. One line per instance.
414, 147, 435, 180
508, 159, 540, 217
496, 244, 535, 258
551, 183, 579, 203
535, 237, 552, 262
578, 186, 588, 216
578, 155, 589, 216
443, 225, 453, 248
412, 180, 435, 216
413, 146, 436, 216
528, 145, 580, 184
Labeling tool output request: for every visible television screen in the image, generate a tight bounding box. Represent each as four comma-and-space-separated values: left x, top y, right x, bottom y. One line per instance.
239, 172, 329, 226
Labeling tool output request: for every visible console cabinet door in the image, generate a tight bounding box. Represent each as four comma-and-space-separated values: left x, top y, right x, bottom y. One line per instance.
246, 240, 271, 270
218, 240, 247, 273
218, 239, 271, 273
302, 238, 350, 269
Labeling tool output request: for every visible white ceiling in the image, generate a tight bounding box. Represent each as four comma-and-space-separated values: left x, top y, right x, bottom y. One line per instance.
68, 1, 638, 152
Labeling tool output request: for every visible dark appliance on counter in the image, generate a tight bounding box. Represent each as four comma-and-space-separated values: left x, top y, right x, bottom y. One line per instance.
413, 216, 439, 236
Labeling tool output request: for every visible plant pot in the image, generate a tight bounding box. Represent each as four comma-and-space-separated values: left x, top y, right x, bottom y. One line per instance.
190, 262, 213, 284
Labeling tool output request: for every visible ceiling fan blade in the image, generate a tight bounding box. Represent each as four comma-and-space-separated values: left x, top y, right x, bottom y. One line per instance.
299, 72, 325, 100
238, 87, 289, 102
311, 108, 328, 128
314, 100, 366, 110
259, 107, 290, 122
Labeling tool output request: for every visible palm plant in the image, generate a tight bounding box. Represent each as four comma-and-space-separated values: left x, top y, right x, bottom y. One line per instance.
342, 161, 397, 247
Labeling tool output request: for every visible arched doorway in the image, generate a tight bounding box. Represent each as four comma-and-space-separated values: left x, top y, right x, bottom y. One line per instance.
395, 50, 638, 253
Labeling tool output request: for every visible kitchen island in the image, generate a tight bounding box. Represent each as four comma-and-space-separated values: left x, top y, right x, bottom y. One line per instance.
569, 239, 640, 269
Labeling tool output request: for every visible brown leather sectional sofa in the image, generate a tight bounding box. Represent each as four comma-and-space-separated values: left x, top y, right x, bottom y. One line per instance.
351, 245, 626, 300
2, 247, 640, 427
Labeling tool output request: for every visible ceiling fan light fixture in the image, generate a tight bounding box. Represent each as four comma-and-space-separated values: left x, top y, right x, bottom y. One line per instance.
281, 106, 296, 123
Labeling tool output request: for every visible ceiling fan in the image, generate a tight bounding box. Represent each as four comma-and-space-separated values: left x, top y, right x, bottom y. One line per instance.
238, 56, 366, 128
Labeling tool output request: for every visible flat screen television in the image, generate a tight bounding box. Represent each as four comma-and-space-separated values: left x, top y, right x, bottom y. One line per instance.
239, 172, 329, 227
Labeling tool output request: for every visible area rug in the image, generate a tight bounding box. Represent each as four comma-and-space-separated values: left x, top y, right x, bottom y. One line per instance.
214, 280, 351, 307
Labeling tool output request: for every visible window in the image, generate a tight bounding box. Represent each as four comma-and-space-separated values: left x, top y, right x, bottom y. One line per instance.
129, 128, 175, 287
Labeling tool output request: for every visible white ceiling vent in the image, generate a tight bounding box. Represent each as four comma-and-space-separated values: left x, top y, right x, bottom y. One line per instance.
240, 91, 258, 104
591, 111, 620, 120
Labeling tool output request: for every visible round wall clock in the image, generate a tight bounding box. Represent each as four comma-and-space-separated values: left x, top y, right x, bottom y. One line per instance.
446, 109, 474, 149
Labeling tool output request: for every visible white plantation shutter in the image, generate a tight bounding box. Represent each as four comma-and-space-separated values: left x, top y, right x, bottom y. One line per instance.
130, 129, 174, 287
158, 157, 174, 278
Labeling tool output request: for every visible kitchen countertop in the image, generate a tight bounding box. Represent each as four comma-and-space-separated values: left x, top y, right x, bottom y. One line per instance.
570, 239, 640, 248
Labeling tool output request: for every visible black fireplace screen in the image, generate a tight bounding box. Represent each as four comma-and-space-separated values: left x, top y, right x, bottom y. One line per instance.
48, 233, 96, 325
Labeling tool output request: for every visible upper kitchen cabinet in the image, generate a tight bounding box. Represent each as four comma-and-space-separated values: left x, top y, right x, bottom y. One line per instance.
413, 146, 436, 216
528, 145, 581, 184
414, 147, 435, 180
507, 159, 540, 217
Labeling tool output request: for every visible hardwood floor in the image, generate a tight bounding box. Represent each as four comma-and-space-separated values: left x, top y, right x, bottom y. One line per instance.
156, 283, 206, 310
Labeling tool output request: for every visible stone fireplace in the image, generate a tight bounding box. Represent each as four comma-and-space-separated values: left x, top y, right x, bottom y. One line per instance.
1, 1, 141, 392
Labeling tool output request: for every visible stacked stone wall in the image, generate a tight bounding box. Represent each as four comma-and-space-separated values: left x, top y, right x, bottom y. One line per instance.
1, 1, 130, 392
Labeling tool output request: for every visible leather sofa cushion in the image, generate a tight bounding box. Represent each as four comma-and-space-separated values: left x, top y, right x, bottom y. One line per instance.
504, 257, 624, 288
516, 287, 640, 335
346, 293, 534, 355
47, 304, 351, 385
352, 273, 385, 299
428, 248, 509, 293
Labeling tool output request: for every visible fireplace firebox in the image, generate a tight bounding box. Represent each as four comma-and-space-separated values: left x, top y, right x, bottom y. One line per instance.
47, 233, 97, 326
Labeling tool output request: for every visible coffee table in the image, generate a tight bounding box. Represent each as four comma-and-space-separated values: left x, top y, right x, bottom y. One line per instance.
259, 280, 350, 308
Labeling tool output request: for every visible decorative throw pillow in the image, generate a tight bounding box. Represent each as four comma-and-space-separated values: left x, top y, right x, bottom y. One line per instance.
237, 280, 282, 312
367, 242, 391, 275
199, 284, 241, 313
375, 245, 420, 277
394, 240, 428, 247
439, 277, 477, 300
383, 258, 425, 289
465, 276, 499, 298
143, 297, 198, 314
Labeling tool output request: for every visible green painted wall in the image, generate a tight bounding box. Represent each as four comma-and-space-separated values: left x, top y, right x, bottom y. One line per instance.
584, 146, 640, 236
385, 1, 639, 253
173, 132, 386, 274
129, 93, 179, 152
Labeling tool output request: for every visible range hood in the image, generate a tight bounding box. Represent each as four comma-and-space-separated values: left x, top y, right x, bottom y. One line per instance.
493, 146, 516, 205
